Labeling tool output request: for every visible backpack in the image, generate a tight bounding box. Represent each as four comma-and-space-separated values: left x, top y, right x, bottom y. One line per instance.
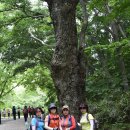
64, 115, 81, 130
44, 115, 58, 130
30, 117, 44, 130
86, 113, 99, 130
23, 109, 28, 114
47, 114, 59, 128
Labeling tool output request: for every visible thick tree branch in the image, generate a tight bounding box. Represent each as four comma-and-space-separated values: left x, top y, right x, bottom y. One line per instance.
0, 69, 12, 97
118, 24, 127, 38
0, 80, 8, 98
0, 80, 23, 98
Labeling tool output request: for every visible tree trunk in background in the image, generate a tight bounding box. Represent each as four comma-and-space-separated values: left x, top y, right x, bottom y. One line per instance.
45, 0, 86, 118
106, 4, 129, 91
116, 47, 129, 91
110, 22, 129, 91
111, 22, 129, 91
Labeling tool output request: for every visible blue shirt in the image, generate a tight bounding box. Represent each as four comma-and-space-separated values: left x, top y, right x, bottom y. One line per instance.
31, 117, 44, 130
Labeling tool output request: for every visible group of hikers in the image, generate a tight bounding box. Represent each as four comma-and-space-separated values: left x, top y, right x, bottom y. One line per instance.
12, 106, 44, 121
1, 103, 98, 130
1, 107, 21, 119
1, 106, 40, 120
29, 103, 98, 130
12, 106, 22, 120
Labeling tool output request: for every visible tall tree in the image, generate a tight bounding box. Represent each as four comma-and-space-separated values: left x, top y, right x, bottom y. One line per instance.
44, 0, 86, 117
105, 2, 129, 91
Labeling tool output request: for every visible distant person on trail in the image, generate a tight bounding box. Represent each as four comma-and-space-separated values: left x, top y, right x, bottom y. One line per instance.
3, 109, 6, 118
31, 107, 34, 118
44, 103, 60, 130
23, 106, 28, 122
28, 106, 31, 118
30, 107, 44, 130
7, 109, 11, 119
79, 103, 94, 130
0, 110, 1, 124
60, 105, 76, 130
17, 107, 21, 119
33, 108, 37, 117
12, 106, 16, 120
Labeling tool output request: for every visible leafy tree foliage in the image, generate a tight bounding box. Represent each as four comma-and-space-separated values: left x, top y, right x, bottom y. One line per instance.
0, 0, 130, 129
81, 0, 130, 129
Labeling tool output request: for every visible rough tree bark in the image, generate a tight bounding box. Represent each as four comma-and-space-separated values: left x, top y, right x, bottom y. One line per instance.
45, 0, 86, 118
79, 0, 89, 83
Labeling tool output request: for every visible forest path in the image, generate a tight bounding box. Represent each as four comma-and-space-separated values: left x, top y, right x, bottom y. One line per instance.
0, 117, 31, 130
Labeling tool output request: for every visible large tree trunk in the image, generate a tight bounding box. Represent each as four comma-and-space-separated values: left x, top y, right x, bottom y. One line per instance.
45, 0, 86, 118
